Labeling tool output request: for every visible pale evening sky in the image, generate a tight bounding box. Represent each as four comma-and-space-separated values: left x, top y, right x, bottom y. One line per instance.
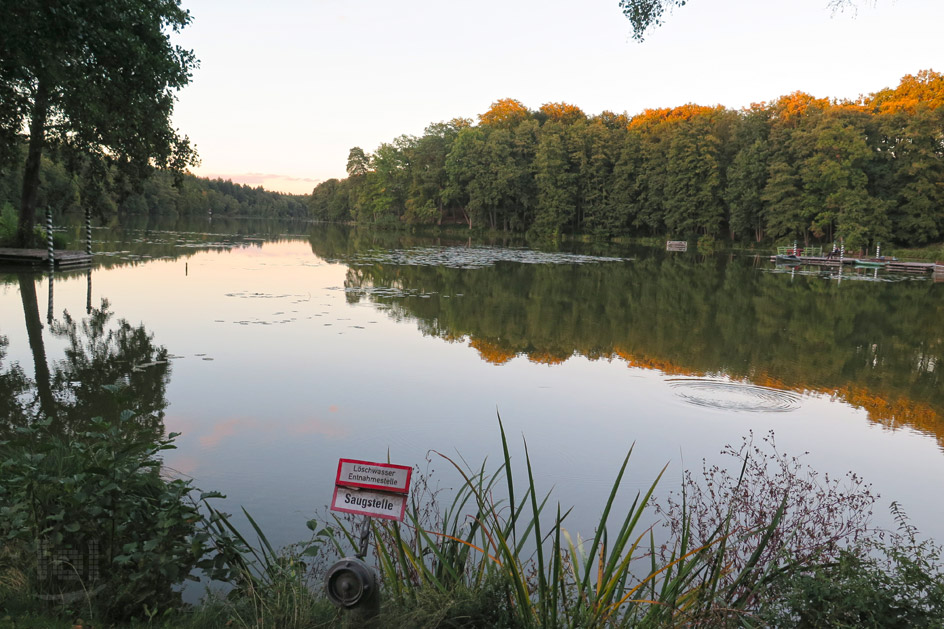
169, 0, 944, 195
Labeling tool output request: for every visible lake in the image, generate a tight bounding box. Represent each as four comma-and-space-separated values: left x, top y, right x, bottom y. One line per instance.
2, 218, 943, 566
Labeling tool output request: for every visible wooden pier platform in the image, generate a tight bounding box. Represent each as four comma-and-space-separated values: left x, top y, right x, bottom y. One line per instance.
770, 255, 938, 273
0, 248, 92, 269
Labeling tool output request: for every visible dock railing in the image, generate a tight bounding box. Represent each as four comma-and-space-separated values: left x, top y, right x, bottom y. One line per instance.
776, 245, 823, 257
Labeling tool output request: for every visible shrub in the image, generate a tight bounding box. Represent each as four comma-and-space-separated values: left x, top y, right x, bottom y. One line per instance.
652, 430, 881, 622
0, 413, 208, 621
762, 504, 944, 628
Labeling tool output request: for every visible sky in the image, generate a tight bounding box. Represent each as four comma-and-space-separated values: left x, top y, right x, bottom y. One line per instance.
169, 0, 944, 195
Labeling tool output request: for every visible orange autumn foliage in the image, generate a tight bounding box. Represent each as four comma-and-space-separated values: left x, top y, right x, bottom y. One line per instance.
868, 69, 944, 114
768, 91, 830, 126
612, 348, 705, 376
469, 337, 516, 365
478, 98, 531, 127
527, 350, 570, 365
628, 104, 723, 130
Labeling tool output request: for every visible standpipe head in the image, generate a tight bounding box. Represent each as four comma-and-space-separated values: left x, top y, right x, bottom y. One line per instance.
325, 558, 377, 608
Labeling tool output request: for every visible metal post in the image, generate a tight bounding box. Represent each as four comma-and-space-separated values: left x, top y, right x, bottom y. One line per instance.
46, 208, 54, 265
86, 206, 92, 255
838, 241, 845, 283
46, 269, 54, 324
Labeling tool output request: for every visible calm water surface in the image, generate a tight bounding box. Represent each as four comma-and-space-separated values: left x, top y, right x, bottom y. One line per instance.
2, 219, 943, 558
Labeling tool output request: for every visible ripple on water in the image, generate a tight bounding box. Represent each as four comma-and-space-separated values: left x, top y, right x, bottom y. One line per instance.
666, 378, 801, 413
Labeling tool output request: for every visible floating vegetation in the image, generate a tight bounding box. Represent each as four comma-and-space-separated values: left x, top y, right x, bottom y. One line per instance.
132, 360, 168, 372
224, 291, 306, 299
341, 285, 440, 299
331, 245, 627, 269
667, 378, 802, 413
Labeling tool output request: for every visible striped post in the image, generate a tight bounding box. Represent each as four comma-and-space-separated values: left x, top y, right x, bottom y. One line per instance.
47, 269, 54, 324
46, 208, 54, 267
86, 206, 92, 255
86, 269, 92, 314
793, 240, 798, 256
876, 242, 881, 259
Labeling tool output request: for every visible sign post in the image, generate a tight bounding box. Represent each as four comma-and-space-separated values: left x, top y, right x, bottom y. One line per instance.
326, 458, 413, 618
330, 459, 412, 522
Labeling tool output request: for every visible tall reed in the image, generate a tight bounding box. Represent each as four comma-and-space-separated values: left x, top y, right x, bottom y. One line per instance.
342, 415, 789, 627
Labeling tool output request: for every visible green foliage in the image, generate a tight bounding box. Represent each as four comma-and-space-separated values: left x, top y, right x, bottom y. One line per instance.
194, 505, 337, 629
763, 505, 944, 628
1, 0, 199, 244
0, 203, 17, 245
0, 165, 310, 223
310, 71, 944, 250
0, 414, 206, 621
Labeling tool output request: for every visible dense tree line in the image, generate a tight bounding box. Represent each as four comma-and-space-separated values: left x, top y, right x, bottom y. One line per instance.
310, 71, 944, 250
0, 148, 309, 225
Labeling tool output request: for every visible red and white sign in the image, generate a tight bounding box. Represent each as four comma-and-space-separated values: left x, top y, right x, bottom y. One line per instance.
335, 459, 412, 494
330, 486, 408, 521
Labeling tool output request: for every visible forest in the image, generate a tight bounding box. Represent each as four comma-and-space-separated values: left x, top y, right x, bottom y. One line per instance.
309, 70, 944, 250
0, 149, 309, 225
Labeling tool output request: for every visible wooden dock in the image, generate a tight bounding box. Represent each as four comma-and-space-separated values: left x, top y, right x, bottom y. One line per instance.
0, 248, 92, 269
770, 255, 939, 273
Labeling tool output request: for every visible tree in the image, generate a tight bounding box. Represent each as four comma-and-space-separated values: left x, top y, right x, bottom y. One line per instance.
0, 0, 198, 247
619, 0, 867, 41
479, 98, 531, 128
346, 147, 369, 177
534, 121, 580, 236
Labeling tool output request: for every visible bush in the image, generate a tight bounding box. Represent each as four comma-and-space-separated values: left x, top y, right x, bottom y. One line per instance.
0, 413, 208, 621
763, 505, 944, 627
652, 430, 881, 623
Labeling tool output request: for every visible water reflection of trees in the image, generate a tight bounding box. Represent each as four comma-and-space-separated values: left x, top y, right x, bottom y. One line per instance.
1, 275, 170, 440
313, 231, 944, 444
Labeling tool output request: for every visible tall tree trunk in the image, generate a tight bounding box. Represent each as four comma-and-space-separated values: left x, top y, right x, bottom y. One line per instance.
18, 273, 56, 420
17, 78, 50, 248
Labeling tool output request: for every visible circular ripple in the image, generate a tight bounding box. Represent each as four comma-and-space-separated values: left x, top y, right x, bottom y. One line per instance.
666, 378, 801, 413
